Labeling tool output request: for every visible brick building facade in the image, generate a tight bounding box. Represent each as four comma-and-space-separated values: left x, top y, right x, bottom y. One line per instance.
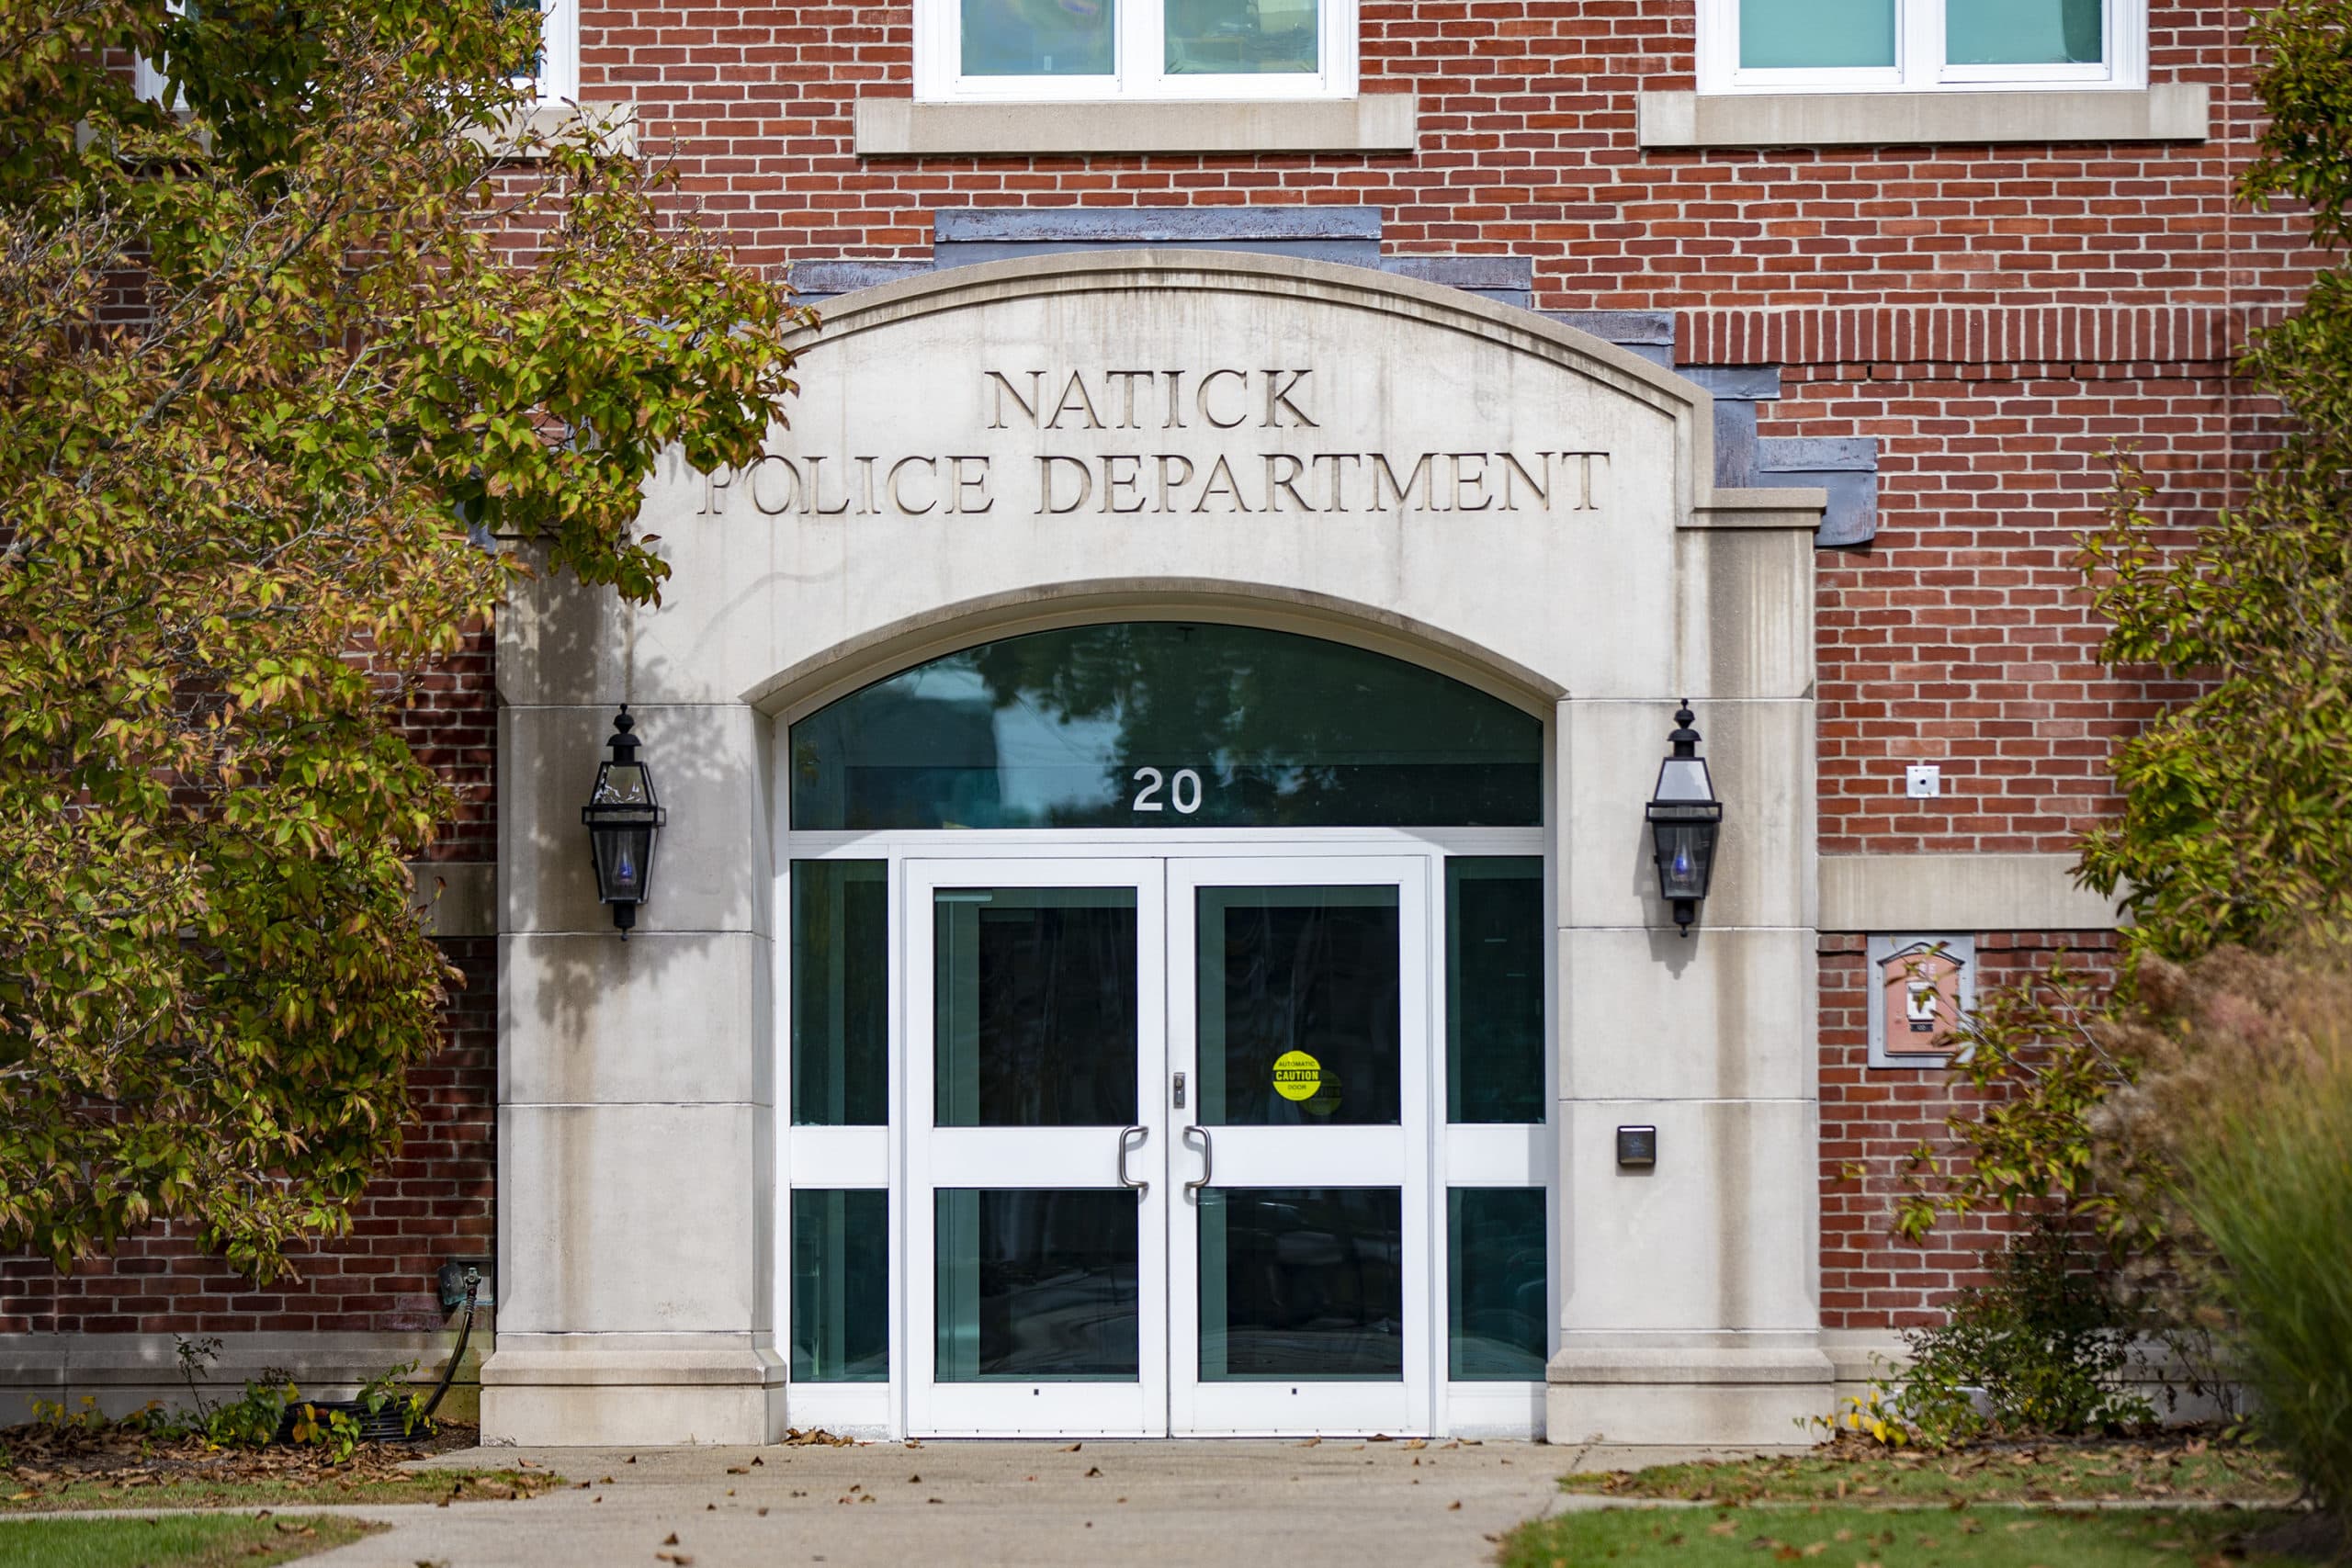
6, 0, 2319, 1443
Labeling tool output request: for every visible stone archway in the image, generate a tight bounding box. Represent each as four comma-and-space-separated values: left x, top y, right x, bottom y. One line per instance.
483, 251, 1829, 1446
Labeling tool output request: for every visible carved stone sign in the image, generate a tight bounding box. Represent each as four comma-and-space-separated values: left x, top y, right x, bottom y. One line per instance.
698, 365, 1611, 520
605, 254, 1703, 708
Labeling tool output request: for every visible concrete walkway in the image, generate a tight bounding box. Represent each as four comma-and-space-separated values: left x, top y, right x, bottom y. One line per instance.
274, 1438, 1732, 1568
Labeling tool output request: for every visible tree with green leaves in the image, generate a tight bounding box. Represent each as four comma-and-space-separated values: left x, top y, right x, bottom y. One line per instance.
2075, 0, 2352, 962
0, 0, 808, 1279
1881, 0, 2352, 1453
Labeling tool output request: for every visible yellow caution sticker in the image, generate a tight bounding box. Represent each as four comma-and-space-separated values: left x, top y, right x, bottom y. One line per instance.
1272, 1049, 1322, 1102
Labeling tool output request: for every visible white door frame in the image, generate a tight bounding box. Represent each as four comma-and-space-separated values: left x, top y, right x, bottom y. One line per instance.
1166, 853, 1433, 1437
904, 857, 1170, 1438
775, 828, 1551, 1441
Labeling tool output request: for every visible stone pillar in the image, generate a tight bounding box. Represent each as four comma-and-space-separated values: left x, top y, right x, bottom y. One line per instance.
1545, 516, 1835, 1445
481, 572, 786, 1445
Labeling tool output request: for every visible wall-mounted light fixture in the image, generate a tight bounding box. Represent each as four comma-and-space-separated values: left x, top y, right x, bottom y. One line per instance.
581, 705, 666, 937
1645, 700, 1723, 936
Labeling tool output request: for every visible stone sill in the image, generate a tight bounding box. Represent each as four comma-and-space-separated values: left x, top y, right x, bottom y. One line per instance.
854, 94, 1418, 157
469, 100, 639, 161
1638, 83, 2209, 149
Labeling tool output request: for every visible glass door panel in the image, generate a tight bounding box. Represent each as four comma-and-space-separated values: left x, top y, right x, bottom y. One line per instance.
1169, 858, 1430, 1436
906, 860, 1168, 1437
935, 1189, 1140, 1382
1195, 886, 1401, 1126
934, 887, 1138, 1127
1199, 1187, 1404, 1380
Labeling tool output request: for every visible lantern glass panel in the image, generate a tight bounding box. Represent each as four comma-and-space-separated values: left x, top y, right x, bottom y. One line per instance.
594, 760, 653, 807
593, 820, 655, 901
1653, 755, 1713, 804
1650, 816, 1714, 901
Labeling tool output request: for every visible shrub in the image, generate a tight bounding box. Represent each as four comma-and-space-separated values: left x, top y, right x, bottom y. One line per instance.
1884, 1219, 2153, 1448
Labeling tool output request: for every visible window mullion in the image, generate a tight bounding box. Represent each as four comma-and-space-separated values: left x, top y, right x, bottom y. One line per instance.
1124, 0, 1158, 97
1904, 0, 1942, 89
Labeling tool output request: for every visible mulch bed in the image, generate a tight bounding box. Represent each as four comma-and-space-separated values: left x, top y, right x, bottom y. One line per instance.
1577, 1427, 2302, 1506
0, 1416, 549, 1502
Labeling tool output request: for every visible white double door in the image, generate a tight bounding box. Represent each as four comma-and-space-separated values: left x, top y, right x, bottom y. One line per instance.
905, 854, 1432, 1438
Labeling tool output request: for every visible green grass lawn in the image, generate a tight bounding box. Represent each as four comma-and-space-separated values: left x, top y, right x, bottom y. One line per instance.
1562, 1438, 2299, 1506
0, 1514, 376, 1568
1505, 1504, 2311, 1568
0, 1468, 557, 1514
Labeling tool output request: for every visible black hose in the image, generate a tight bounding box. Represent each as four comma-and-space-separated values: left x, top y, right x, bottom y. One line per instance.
276, 1269, 481, 1445
414, 1269, 481, 1426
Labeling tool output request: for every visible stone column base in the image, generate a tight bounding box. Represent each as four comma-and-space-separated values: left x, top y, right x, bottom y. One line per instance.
481, 1337, 786, 1446
1546, 1342, 1836, 1448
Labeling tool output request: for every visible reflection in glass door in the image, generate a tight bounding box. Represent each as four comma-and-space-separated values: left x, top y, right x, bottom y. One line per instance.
905, 861, 1169, 1437
1169, 859, 1430, 1436
902, 854, 1435, 1437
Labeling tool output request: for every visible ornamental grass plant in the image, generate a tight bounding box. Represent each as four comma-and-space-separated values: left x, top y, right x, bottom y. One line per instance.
2098, 942, 2352, 1539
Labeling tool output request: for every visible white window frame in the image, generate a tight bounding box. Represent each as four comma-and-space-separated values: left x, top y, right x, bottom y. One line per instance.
1695, 0, 2144, 95
913, 0, 1357, 103
133, 0, 185, 105
525, 0, 580, 106
137, 0, 577, 106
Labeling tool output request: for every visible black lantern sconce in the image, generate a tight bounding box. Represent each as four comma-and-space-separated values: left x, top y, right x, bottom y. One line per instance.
581, 705, 666, 937
1645, 700, 1724, 936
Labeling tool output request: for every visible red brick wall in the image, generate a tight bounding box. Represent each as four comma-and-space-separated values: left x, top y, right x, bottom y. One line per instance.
405, 621, 500, 866
584, 2, 2314, 305
0, 605, 498, 1337
1820, 931, 2123, 1330
1793, 363, 2240, 854
0, 937, 495, 1337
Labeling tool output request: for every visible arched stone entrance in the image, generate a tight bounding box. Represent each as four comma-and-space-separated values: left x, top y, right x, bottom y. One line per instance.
483, 253, 1830, 1446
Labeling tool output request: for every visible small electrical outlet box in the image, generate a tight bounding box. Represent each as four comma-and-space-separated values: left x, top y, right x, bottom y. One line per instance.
1905, 763, 1942, 799
436, 1258, 495, 1311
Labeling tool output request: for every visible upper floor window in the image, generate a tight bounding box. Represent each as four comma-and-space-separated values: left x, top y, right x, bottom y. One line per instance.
136, 0, 577, 106
915, 0, 1359, 101
1698, 0, 2144, 93
503, 0, 578, 104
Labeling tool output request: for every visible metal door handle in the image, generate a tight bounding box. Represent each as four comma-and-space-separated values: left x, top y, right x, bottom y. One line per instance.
1182, 1125, 1214, 1196
1117, 1124, 1148, 1195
